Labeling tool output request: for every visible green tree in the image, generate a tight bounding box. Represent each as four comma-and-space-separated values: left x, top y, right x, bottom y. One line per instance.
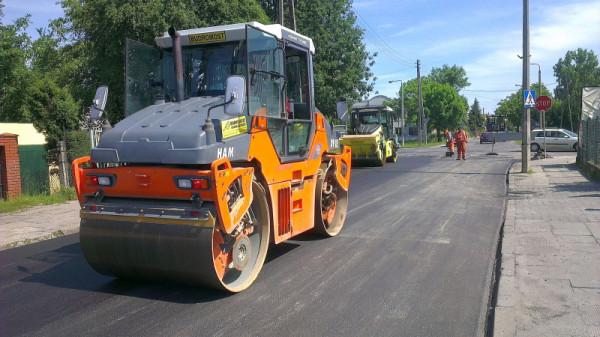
553, 48, 600, 131
429, 64, 470, 91
386, 77, 467, 139
61, 0, 269, 122
496, 83, 554, 131
0, 15, 85, 149
27, 75, 80, 146
421, 79, 468, 139
495, 91, 521, 131
295, 0, 376, 117
0, 16, 33, 122
468, 98, 483, 130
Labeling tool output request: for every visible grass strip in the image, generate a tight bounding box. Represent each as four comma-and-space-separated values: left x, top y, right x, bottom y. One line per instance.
0, 188, 76, 213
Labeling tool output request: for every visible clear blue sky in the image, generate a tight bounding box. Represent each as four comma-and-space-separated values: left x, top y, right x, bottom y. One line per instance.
3, 0, 600, 113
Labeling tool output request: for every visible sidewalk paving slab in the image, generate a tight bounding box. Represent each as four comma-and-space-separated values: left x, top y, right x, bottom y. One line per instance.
494, 154, 600, 337
0, 200, 80, 250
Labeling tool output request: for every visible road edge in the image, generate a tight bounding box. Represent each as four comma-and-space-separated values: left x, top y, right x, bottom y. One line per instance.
0, 228, 79, 251
479, 159, 515, 337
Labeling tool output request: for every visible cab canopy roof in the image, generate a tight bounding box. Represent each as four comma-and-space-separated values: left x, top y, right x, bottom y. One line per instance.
155, 21, 315, 53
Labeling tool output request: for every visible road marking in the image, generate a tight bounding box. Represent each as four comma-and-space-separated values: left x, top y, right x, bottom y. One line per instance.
439, 218, 450, 233
420, 237, 451, 245
389, 214, 406, 227
348, 189, 401, 215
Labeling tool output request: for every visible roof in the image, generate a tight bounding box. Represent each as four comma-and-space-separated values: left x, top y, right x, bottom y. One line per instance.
155, 22, 315, 53
0, 123, 46, 145
351, 95, 393, 111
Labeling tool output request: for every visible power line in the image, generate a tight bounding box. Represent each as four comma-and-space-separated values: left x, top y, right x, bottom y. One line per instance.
354, 11, 416, 67
463, 89, 518, 93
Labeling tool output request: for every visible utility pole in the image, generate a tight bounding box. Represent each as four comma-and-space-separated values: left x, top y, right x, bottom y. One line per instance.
58, 140, 69, 187
521, 0, 531, 173
277, 0, 284, 26
417, 59, 424, 144
388, 79, 405, 146
401, 81, 405, 146
287, 0, 296, 31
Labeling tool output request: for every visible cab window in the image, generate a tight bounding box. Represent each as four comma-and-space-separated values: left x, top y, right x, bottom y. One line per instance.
285, 47, 310, 120
247, 26, 284, 118
285, 45, 312, 156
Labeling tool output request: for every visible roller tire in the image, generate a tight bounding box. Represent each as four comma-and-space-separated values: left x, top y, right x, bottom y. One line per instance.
80, 179, 270, 293
209, 180, 271, 292
313, 163, 348, 237
386, 149, 398, 163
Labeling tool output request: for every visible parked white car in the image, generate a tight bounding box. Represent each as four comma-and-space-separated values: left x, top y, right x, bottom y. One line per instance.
531, 128, 578, 152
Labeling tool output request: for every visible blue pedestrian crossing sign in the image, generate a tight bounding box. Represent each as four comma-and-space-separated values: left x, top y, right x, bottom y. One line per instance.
523, 89, 537, 108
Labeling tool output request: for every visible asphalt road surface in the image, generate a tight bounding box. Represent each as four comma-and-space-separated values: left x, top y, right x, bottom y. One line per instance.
1, 141, 518, 337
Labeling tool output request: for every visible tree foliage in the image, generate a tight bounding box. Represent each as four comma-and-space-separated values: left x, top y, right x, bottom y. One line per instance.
0, 16, 32, 122
468, 98, 483, 130
428, 64, 470, 91
0, 16, 82, 148
27, 75, 80, 145
495, 82, 552, 131
61, 0, 269, 122
553, 48, 600, 130
295, 0, 376, 116
386, 76, 467, 138
420, 79, 468, 137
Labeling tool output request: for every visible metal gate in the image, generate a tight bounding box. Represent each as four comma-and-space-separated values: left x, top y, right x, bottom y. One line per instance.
19, 145, 49, 194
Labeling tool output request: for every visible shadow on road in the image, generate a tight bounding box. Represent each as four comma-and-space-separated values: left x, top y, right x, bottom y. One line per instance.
18, 239, 300, 304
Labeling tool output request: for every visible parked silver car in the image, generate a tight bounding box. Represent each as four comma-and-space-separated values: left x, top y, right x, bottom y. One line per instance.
531, 128, 578, 152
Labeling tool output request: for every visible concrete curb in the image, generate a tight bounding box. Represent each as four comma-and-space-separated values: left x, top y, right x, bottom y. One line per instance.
481, 159, 516, 337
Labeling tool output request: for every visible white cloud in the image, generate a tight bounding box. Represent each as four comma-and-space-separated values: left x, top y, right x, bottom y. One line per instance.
377, 23, 396, 29
393, 20, 446, 37
460, 0, 600, 112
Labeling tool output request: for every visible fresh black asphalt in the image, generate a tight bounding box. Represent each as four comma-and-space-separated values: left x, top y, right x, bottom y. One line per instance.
0, 142, 517, 337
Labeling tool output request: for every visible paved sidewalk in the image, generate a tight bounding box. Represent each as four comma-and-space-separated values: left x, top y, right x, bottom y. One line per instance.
494, 154, 600, 337
0, 201, 80, 250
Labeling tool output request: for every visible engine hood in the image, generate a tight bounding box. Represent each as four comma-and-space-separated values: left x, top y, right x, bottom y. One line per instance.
91, 97, 251, 165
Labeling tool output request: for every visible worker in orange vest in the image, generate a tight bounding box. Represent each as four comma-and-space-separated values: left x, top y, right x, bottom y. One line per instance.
444, 129, 455, 157
454, 127, 468, 160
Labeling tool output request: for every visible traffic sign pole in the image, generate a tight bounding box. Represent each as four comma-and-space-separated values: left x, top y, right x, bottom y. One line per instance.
535, 95, 552, 158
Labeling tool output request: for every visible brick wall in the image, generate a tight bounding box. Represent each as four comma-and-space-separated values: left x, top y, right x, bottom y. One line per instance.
0, 133, 22, 199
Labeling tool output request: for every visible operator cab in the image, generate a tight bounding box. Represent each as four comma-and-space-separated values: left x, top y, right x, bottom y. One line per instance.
95, 22, 324, 165
350, 106, 396, 140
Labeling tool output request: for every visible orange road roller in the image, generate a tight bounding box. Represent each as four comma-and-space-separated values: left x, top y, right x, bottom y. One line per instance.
72, 22, 352, 292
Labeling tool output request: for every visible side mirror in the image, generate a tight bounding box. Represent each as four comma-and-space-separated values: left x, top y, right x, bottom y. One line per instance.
336, 100, 348, 121
225, 75, 246, 115
91, 86, 108, 121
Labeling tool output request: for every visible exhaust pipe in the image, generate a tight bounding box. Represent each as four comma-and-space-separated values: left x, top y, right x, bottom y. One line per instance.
168, 27, 184, 102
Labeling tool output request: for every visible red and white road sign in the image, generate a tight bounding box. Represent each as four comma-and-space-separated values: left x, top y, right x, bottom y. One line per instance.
535, 95, 552, 112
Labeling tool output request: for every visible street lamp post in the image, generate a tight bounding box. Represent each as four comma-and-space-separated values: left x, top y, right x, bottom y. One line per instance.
389, 79, 405, 146
521, 0, 531, 173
